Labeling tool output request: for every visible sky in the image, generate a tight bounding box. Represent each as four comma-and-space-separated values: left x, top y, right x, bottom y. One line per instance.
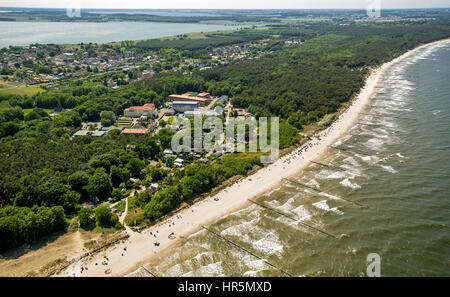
0, 0, 449, 9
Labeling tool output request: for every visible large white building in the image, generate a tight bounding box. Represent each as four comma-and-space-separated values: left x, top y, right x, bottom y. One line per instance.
173, 101, 199, 113
124, 103, 157, 118
169, 94, 210, 106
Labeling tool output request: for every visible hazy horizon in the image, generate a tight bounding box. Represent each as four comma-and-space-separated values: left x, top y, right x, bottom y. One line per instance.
2, 7, 450, 10
0, 0, 449, 10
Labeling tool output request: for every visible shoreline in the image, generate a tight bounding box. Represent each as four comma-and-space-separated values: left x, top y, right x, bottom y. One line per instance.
0, 22, 246, 49
68, 38, 450, 277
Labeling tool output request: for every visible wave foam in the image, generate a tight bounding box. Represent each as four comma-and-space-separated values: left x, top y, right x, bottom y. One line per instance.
378, 164, 398, 174
312, 200, 344, 215
252, 233, 284, 255
340, 178, 361, 189
291, 205, 312, 221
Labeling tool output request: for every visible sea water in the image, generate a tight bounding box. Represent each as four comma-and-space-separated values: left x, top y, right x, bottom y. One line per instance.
132, 41, 450, 277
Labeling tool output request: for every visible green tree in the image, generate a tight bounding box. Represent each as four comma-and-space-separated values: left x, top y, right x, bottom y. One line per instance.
0, 121, 21, 138
95, 206, 111, 227
126, 158, 145, 178
100, 110, 116, 127
24, 111, 43, 121
95, 206, 119, 228
110, 166, 131, 188
68, 171, 90, 199
157, 129, 175, 150
111, 188, 124, 202
78, 207, 95, 229
212, 102, 224, 109
147, 167, 167, 182
85, 168, 112, 200
60, 191, 81, 212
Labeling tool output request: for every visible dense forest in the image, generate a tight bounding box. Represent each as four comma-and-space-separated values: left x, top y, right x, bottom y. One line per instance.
0, 20, 449, 252
211, 22, 450, 125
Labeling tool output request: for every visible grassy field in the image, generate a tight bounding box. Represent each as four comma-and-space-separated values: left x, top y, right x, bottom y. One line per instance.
22, 108, 54, 115
0, 81, 45, 96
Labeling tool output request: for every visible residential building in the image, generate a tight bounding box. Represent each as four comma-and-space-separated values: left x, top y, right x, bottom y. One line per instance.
165, 108, 176, 116
205, 106, 224, 117
163, 149, 174, 155
175, 158, 185, 164
217, 95, 229, 105
169, 94, 210, 105
72, 130, 107, 138
124, 103, 157, 118
232, 108, 247, 116
121, 128, 149, 136
197, 92, 211, 99
184, 110, 202, 117
101, 126, 123, 132
91, 131, 108, 137
173, 101, 199, 113
213, 151, 223, 158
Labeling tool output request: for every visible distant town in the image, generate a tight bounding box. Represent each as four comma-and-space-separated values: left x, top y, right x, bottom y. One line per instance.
0, 38, 298, 88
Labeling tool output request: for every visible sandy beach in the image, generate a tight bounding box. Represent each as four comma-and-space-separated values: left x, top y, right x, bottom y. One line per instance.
63, 39, 449, 277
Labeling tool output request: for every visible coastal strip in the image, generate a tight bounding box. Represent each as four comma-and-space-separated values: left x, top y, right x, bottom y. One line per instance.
70, 38, 450, 277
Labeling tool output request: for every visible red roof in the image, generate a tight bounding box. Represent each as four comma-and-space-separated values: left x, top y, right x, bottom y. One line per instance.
169, 94, 209, 102
124, 103, 155, 111
198, 92, 210, 97
122, 128, 149, 134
